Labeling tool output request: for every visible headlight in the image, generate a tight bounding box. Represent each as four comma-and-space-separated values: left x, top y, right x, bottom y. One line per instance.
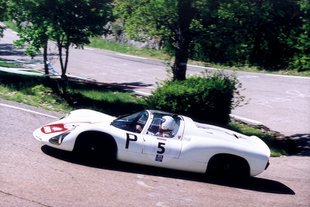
49, 131, 71, 145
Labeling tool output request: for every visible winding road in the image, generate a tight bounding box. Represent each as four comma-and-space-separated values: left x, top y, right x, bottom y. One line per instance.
0, 99, 309, 207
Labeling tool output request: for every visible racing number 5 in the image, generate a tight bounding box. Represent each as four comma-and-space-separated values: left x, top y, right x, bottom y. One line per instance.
157, 142, 165, 154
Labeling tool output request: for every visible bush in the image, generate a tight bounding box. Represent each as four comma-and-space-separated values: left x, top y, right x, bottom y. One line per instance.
290, 54, 310, 72
147, 72, 244, 125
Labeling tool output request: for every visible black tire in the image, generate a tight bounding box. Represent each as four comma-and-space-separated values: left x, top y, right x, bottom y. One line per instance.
207, 154, 250, 179
74, 132, 117, 165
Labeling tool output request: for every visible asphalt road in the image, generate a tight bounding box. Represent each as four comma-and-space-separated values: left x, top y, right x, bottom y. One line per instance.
1, 27, 310, 136
0, 99, 310, 207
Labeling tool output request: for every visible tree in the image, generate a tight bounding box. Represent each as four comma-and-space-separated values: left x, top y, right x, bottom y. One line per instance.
114, 0, 196, 81
8, 0, 113, 92
8, 0, 50, 74
290, 0, 310, 71
190, 0, 303, 69
44, 0, 113, 85
0, 0, 8, 38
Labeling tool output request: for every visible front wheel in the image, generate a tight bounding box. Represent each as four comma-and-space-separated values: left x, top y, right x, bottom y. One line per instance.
74, 132, 117, 165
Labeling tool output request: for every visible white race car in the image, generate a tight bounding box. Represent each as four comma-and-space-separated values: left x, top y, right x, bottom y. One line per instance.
33, 109, 270, 177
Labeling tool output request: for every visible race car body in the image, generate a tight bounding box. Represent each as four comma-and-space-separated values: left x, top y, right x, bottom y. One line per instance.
33, 109, 270, 177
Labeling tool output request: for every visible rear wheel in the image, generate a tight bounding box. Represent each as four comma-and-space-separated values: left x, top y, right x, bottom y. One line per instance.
74, 132, 117, 165
207, 154, 250, 179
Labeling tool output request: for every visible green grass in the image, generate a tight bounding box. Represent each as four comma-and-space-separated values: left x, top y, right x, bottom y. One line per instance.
0, 84, 72, 112
0, 71, 146, 115
229, 120, 287, 157
3, 21, 19, 32
0, 83, 145, 114
0, 59, 21, 68
77, 89, 142, 104
88, 37, 170, 60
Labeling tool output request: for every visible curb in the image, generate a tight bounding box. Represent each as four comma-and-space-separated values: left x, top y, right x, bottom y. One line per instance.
230, 114, 263, 126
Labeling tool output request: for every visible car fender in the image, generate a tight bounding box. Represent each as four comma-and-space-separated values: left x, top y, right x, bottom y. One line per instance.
66, 123, 119, 151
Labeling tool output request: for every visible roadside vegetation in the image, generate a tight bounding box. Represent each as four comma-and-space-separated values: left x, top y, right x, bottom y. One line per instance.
0, 58, 21, 68
88, 37, 310, 77
88, 37, 170, 60
147, 72, 244, 125
228, 121, 286, 157
0, 71, 145, 116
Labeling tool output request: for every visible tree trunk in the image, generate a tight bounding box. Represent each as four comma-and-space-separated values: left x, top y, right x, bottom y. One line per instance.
172, 37, 190, 81
249, 0, 264, 65
172, 0, 193, 81
57, 38, 70, 95
43, 39, 49, 75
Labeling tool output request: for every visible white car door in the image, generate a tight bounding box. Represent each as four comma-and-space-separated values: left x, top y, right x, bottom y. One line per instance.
142, 135, 182, 162
142, 114, 184, 163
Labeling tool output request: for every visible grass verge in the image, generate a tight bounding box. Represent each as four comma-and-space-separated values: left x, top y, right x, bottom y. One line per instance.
0, 71, 146, 115
3, 21, 19, 32
228, 121, 287, 157
0, 59, 21, 68
88, 37, 170, 60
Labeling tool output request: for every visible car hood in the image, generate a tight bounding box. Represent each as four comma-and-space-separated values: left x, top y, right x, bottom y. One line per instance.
33, 109, 115, 141
63, 109, 116, 124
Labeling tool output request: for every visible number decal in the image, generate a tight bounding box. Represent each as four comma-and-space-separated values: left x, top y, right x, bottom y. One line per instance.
157, 142, 166, 154
125, 133, 137, 149
155, 154, 164, 162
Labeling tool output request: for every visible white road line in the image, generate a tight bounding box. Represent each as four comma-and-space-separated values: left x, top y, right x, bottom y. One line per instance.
0, 103, 58, 119
188, 64, 310, 80
84, 47, 95, 51
117, 53, 147, 60
136, 180, 154, 189
134, 90, 152, 96
264, 73, 310, 80
230, 114, 263, 126
187, 64, 215, 70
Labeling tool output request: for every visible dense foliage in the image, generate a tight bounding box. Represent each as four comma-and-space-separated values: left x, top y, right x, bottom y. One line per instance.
147, 72, 243, 125
0, 0, 8, 37
115, 0, 310, 76
190, 0, 309, 71
290, 0, 310, 71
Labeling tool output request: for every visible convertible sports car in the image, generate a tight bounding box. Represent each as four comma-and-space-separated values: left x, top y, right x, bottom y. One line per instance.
33, 109, 270, 178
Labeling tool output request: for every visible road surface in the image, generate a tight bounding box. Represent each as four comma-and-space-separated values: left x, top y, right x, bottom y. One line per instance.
0, 99, 309, 207
1, 27, 310, 136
